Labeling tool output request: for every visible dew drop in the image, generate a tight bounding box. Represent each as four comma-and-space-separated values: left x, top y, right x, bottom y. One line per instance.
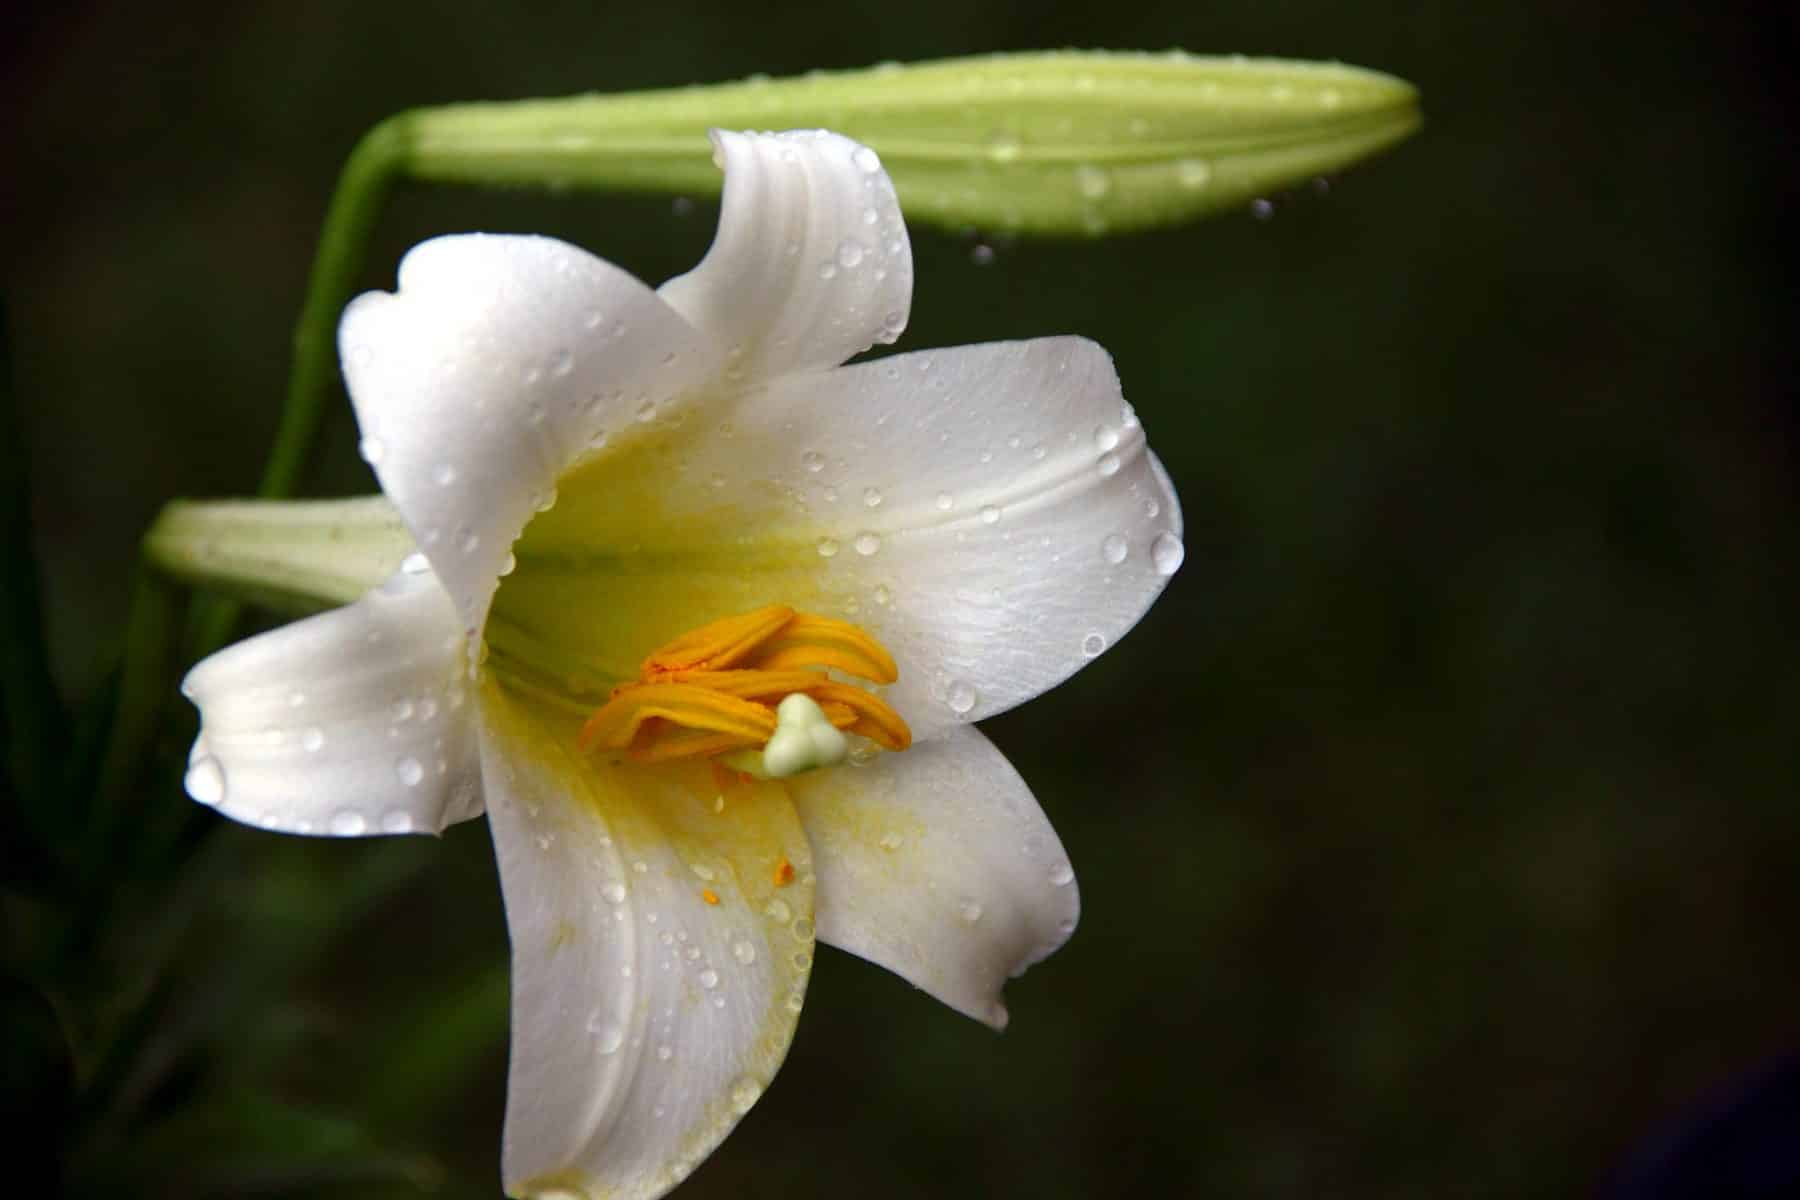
433, 462, 457, 487
1082, 632, 1107, 657
1101, 534, 1129, 565
960, 900, 985, 924
698, 968, 720, 990
817, 261, 838, 281
765, 897, 792, 923
656, 1045, 673, 1062
602, 881, 628, 904
591, 1018, 625, 1055
1097, 452, 1121, 478
1050, 862, 1076, 887
1151, 532, 1186, 576
1094, 426, 1120, 452
878, 831, 903, 851
396, 756, 425, 786
400, 552, 429, 575
288, 690, 307, 708
550, 349, 574, 377
853, 532, 881, 556
1177, 158, 1212, 189
836, 240, 865, 269
801, 450, 825, 473
985, 131, 1022, 162
358, 436, 385, 464
816, 536, 840, 558
853, 146, 881, 174
935, 492, 953, 511
1074, 164, 1111, 199
392, 698, 415, 722
969, 243, 996, 267
185, 756, 225, 807
732, 940, 757, 965
301, 727, 325, 752
381, 808, 415, 834
947, 679, 978, 714
873, 584, 892, 607
635, 397, 657, 422
979, 504, 1001, 525
1251, 197, 1275, 221
792, 916, 814, 940
731, 1077, 763, 1113
330, 808, 367, 836
862, 486, 883, 508
459, 530, 480, 555
498, 551, 517, 577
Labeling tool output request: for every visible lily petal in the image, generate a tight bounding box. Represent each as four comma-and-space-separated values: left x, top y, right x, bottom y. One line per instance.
788, 724, 1079, 1030
658, 130, 912, 383
496, 338, 1181, 739
340, 234, 717, 636
480, 685, 815, 1200
180, 567, 481, 835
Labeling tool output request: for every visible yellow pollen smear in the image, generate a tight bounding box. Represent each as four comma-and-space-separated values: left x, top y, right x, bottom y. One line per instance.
580, 605, 912, 768
701, 888, 720, 906
773, 857, 795, 887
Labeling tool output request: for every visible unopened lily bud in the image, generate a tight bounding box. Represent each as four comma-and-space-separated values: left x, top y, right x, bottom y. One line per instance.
394, 50, 1420, 235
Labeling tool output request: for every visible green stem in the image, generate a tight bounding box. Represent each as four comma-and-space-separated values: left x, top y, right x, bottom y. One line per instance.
93, 569, 184, 828
189, 115, 410, 657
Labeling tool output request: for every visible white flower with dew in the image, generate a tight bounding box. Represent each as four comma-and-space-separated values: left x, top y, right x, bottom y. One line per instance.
179, 129, 1183, 1199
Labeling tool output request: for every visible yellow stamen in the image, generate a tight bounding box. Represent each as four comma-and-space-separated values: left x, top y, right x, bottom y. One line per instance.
640, 604, 796, 674
583, 604, 913, 770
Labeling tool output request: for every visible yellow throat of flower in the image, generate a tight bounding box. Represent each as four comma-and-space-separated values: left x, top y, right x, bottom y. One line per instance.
579, 605, 912, 777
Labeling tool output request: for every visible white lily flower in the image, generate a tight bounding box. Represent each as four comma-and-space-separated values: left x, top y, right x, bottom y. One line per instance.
179, 129, 1183, 1199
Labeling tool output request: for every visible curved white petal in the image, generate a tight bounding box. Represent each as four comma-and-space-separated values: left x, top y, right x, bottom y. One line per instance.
479, 685, 815, 1200
497, 338, 1181, 741
180, 567, 481, 835
340, 234, 717, 637
658, 130, 911, 382
789, 725, 1079, 1030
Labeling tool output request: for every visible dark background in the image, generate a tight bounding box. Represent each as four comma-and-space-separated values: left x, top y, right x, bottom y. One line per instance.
3, 2, 1796, 1196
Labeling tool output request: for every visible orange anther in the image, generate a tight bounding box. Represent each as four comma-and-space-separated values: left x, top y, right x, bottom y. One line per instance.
701, 888, 720, 906
773, 857, 795, 887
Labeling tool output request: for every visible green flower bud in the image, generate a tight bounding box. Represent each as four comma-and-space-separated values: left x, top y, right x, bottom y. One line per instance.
394, 50, 1420, 235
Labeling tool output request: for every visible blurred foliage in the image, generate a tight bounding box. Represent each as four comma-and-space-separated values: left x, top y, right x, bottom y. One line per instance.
1, 2, 1794, 1198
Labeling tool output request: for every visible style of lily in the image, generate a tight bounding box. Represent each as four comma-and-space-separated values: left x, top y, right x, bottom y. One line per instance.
179, 128, 1184, 1198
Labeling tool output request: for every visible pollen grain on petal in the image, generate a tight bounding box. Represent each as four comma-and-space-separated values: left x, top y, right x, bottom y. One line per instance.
773, 857, 795, 887
701, 888, 720, 905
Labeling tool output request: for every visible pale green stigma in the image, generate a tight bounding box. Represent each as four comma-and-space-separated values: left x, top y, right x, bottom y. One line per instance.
720, 693, 850, 780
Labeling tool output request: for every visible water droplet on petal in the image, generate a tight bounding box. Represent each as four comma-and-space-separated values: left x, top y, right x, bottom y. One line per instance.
331, 808, 367, 835
699, 968, 720, 990
935, 492, 954, 511
1101, 534, 1129, 565
590, 1016, 624, 1054
979, 504, 1001, 525
381, 808, 415, 834
733, 940, 757, 965
836, 240, 865, 269
1094, 426, 1120, 452
947, 679, 978, 714
862, 487, 883, 508
816, 537, 840, 558
396, 757, 425, 786
852, 146, 881, 174
969, 243, 996, 267
960, 900, 985, 924
853, 532, 881, 556
1097, 452, 1121, 477
602, 881, 627, 904
433, 463, 457, 487
731, 1077, 763, 1113
358, 436, 385, 464
301, 727, 325, 752
1151, 532, 1185, 576
1082, 632, 1107, 657
1050, 862, 1076, 887
801, 450, 825, 473
1251, 197, 1275, 221
185, 756, 225, 806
